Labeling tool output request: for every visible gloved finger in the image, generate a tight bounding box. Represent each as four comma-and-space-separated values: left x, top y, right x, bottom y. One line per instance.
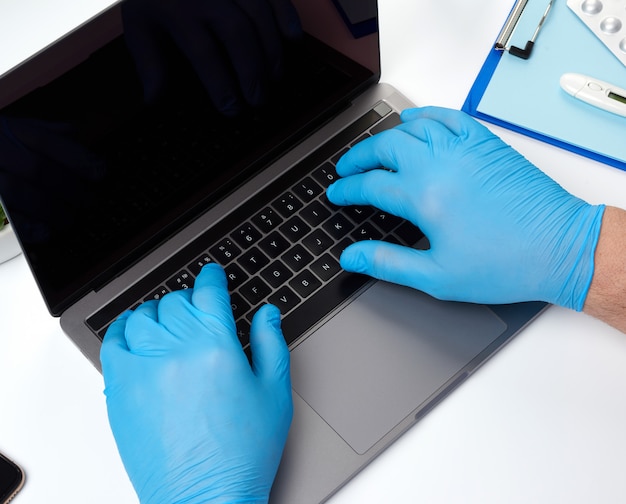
335, 128, 424, 178
100, 310, 132, 376
266, 0, 303, 39
248, 304, 290, 385
326, 170, 416, 222
233, 0, 285, 80
123, 300, 171, 354
121, 4, 170, 104
339, 240, 439, 295
393, 116, 461, 149
156, 289, 215, 341
400, 106, 478, 139
185, 263, 240, 343
157, 286, 241, 351
191, 263, 234, 317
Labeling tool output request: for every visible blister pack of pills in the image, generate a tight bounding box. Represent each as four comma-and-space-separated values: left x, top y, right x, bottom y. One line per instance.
567, 0, 626, 67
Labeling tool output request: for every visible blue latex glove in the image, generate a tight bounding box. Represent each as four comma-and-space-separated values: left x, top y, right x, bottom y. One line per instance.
326, 107, 605, 311
121, 0, 302, 115
101, 264, 293, 503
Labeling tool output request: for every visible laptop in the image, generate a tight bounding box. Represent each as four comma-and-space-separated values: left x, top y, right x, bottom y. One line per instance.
0, 1, 546, 502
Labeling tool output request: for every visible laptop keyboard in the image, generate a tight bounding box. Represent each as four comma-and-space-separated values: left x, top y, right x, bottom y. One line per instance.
87, 104, 424, 351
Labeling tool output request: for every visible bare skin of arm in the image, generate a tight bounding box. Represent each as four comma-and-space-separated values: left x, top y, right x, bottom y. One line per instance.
583, 206, 626, 333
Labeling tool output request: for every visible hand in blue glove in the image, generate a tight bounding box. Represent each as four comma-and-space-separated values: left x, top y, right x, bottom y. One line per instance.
101, 263, 292, 503
326, 106, 605, 311
121, 0, 302, 115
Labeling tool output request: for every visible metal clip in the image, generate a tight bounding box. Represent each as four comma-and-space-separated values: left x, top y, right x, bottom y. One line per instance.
495, 0, 554, 60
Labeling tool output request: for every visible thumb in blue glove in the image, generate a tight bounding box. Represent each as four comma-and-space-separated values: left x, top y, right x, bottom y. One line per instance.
101, 263, 292, 503
326, 106, 604, 311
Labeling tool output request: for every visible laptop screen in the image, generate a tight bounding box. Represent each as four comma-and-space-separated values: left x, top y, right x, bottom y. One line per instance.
0, 0, 379, 316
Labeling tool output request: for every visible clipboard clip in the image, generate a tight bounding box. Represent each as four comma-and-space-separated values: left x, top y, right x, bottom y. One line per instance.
495, 0, 554, 59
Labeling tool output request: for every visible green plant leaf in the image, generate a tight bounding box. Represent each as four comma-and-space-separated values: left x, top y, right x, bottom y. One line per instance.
0, 204, 7, 230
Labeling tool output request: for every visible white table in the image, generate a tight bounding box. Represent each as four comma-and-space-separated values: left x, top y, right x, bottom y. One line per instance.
3, 1, 626, 502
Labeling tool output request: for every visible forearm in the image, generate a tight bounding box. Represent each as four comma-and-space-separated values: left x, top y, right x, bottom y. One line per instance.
583, 206, 626, 333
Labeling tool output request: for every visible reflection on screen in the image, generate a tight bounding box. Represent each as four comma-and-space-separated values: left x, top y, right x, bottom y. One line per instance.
0, 0, 379, 315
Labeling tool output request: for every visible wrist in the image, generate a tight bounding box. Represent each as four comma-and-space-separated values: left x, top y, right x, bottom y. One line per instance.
546, 202, 605, 311
138, 471, 272, 504
143, 489, 270, 504
583, 206, 626, 332
140, 479, 271, 504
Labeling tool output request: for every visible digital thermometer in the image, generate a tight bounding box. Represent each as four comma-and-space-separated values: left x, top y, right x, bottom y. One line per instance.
560, 73, 626, 118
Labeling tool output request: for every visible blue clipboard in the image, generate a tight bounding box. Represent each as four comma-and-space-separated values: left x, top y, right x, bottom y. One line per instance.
462, 0, 626, 172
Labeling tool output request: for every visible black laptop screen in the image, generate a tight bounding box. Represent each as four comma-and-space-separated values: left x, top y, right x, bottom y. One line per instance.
0, 0, 379, 316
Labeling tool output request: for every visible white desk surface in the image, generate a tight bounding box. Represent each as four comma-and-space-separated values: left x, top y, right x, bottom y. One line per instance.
3, 1, 626, 502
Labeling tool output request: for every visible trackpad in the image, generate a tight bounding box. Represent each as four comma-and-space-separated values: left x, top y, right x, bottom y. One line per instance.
290, 281, 507, 454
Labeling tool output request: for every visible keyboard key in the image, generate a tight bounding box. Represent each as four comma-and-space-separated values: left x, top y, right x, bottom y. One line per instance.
268, 286, 301, 314
384, 233, 402, 245
240, 277, 271, 305
311, 254, 341, 281
331, 147, 349, 165
281, 244, 313, 272
292, 177, 323, 202
343, 205, 375, 224
394, 221, 424, 245
312, 162, 337, 187
272, 192, 303, 217
224, 263, 249, 289
350, 133, 370, 146
279, 216, 311, 242
370, 210, 403, 233
210, 238, 241, 264
330, 237, 354, 260
302, 229, 334, 256
245, 309, 257, 324
322, 213, 355, 239
232, 223, 262, 249
166, 270, 194, 291
230, 292, 251, 320
259, 231, 290, 258
188, 253, 213, 276
371, 112, 401, 134
252, 207, 283, 233
300, 200, 331, 226
238, 247, 270, 274
319, 192, 340, 212
261, 262, 294, 288
235, 318, 251, 348
145, 286, 169, 301
351, 222, 383, 241
289, 270, 322, 298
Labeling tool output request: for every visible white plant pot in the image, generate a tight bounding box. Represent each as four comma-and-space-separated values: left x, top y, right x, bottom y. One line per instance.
0, 224, 22, 264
